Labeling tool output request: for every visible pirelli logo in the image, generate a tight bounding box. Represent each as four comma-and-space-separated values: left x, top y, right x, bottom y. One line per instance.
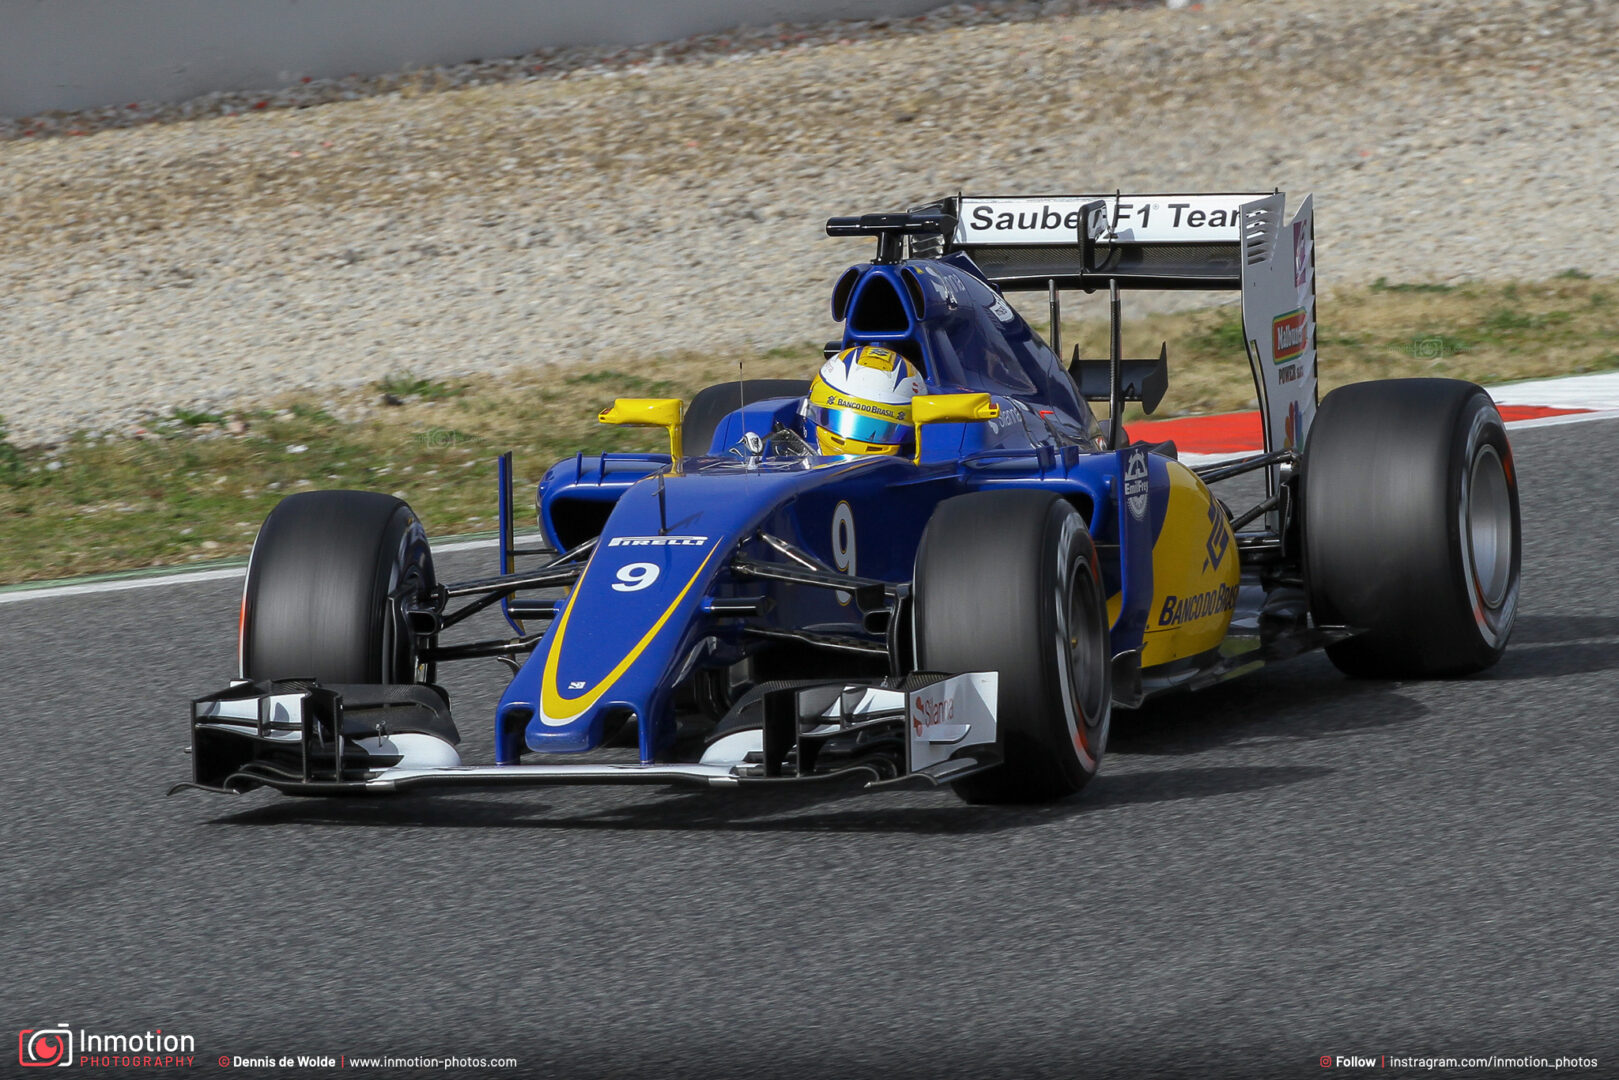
607, 535, 708, 547
1272, 308, 1308, 365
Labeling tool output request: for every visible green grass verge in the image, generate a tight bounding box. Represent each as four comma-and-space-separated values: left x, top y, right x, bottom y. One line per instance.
3, 279, 1617, 584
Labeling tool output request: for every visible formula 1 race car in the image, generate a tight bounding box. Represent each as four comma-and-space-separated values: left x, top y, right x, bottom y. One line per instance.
178, 191, 1520, 804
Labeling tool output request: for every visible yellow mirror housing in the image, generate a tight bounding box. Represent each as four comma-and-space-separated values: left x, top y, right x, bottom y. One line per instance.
910, 393, 1001, 463
912, 393, 1000, 426
599, 397, 685, 460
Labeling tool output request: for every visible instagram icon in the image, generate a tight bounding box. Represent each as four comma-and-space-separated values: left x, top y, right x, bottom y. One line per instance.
18, 1025, 71, 1067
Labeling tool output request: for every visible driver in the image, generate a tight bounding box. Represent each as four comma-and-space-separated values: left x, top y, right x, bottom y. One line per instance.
801, 345, 925, 457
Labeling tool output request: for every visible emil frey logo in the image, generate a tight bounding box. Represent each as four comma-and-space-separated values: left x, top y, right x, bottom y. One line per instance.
1124, 449, 1150, 522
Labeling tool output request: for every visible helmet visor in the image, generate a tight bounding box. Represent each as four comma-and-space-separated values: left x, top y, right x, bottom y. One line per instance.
806, 404, 910, 447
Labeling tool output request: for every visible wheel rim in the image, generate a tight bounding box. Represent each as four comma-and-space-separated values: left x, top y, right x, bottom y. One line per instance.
384, 518, 433, 684
1466, 444, 1513, 609
1064, 562, 1109, 729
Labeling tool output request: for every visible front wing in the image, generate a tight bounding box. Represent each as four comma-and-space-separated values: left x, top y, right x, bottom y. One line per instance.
172, 672, 1000, 796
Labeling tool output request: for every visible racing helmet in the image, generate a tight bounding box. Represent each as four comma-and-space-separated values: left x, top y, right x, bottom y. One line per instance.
803, 345, 925, 456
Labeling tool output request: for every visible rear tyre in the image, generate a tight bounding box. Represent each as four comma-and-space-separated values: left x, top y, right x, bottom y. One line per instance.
1303, 378, 1520, 677
683, 379, 812, 456
914, 490, 1111, 804
240, 490, 435, 684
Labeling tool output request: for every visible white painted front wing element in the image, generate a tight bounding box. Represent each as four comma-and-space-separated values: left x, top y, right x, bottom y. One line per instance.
196, 691, 310, 741
906, 672, 998, 773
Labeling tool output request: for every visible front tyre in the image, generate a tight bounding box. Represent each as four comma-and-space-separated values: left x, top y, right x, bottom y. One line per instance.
240, 490, 435, 684
1303, 378, 1520, 677
914, 490, 1111, 804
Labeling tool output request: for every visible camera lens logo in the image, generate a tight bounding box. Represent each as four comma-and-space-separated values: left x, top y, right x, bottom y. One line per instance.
18, 1025, 72, 1067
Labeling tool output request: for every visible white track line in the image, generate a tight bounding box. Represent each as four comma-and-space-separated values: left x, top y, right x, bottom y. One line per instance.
4, 405, 1618, 607
0, 535, 512, 606
1489, 372, 1619, 411
1498, 408, 1619, 432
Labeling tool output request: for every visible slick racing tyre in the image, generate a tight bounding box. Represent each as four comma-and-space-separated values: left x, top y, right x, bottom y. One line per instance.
914, 490, 1111, 804
240, 490, 436, 684
683, 379, 812, 456
1303, 378, 1520, 677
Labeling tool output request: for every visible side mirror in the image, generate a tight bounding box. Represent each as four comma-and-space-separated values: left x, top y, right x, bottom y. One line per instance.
912, 393, 1000, 426
911, 393, 1000, 463
599, 398, 684, 461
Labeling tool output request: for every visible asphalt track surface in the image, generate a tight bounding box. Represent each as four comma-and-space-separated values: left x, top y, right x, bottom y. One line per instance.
4, 420, 1617, 1080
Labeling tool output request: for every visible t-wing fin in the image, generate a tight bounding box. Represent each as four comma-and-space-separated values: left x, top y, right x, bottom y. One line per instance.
1071, 343, 1169, 415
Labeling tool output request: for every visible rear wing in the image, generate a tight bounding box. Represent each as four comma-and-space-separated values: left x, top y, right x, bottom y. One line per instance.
913, 193, 1272, 292
908, 191, 1318, 466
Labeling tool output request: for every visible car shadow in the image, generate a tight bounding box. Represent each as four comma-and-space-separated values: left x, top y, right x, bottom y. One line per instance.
1110, 652, 1430, 757
1105, 613, 1619, 752
207, 763, 1332, 834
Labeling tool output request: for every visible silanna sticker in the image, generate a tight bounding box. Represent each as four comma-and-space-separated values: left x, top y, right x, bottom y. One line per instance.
1125, 449, 1149, 521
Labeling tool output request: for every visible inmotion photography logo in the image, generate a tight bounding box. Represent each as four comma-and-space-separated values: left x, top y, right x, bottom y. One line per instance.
18, 1024, 71, 1067
18, 1023, 197, 1068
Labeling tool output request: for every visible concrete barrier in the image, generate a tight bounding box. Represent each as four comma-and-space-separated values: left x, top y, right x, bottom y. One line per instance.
1, 0, 944, 116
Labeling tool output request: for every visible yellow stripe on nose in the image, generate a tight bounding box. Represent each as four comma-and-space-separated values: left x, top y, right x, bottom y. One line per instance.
539, 547, 718, 724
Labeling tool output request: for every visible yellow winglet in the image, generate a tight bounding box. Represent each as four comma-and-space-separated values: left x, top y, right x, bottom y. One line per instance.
599, 398, 684, 461
911, 393, 1000, 463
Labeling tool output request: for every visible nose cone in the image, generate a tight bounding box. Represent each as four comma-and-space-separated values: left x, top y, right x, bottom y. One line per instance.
521, 539, 719, 754
500, 464, 733, 760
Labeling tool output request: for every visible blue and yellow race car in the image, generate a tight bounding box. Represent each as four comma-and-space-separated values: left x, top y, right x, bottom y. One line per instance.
181, 191, 1520, 804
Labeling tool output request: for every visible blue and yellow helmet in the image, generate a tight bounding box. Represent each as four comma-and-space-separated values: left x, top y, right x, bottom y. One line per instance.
803, 346, 926, 456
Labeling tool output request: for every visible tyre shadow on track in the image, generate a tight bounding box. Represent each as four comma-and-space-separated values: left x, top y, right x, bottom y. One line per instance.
207, 764, 1332, 834
1481, 614, 1619, 680
1488, 641, 1619, 680
1509, 614, 1619, 642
